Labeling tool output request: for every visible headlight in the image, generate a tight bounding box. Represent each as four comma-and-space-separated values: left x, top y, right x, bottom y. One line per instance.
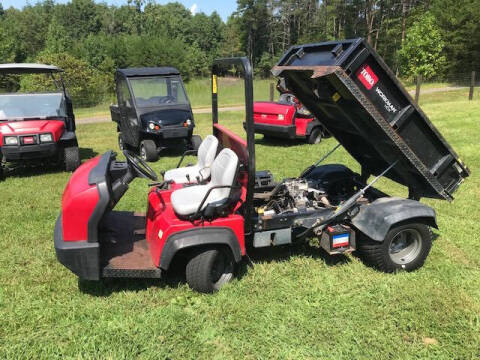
149, 122, 155, 130
39, 133, 53, 143
4, 136, 18, 145
278, 114, 284, 120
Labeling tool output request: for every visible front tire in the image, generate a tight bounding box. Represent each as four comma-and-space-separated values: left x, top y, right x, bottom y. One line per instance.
307, 127, 322, 144
190, 135, 202, 151
186, 247, 235, 293
64, 146, 80, 171
140, 140, 158, 162
357, 223, 433, 272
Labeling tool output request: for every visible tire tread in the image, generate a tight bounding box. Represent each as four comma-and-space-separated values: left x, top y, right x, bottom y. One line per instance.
64, 146, 80, 171
357, 224, 432, 273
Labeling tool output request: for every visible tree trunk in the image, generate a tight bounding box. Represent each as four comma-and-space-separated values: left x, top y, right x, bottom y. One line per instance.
401, 0, 409, 43
366, 0, 376, 45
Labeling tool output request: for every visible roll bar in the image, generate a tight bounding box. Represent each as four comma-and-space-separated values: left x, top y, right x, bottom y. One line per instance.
211, 57, 255, 235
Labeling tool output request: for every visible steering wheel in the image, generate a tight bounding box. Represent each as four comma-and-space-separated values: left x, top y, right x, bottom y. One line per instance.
159, 96, 175, 104
123, 150, 158, 181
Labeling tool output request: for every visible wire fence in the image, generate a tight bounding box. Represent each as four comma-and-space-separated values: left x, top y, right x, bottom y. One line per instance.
408, 71, 480, 102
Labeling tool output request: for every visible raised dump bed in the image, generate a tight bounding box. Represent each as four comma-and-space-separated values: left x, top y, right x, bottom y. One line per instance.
273, 38, 469, 200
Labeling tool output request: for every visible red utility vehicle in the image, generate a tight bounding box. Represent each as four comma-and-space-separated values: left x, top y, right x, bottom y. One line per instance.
253, 81, 328, 144
54, 53, 467, 294
0, 64, 80, 177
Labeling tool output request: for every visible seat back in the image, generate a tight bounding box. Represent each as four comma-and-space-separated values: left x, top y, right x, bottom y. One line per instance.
197, 135, 219, 169
209, 148, 239, 200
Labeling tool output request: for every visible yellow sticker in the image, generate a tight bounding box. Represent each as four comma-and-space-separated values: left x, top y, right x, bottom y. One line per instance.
332, 92, 341, 102
212, 75, 217, 94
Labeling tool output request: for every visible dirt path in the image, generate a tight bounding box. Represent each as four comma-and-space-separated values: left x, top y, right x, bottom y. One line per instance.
76, 86, 467, 125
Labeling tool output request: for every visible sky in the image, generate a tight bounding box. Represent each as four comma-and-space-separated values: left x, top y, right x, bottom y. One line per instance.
0, 0, 237, 21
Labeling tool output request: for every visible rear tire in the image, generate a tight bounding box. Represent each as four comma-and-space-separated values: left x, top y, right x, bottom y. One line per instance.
307, 127, 322, 144
186, 247, 235, 293
64, 146, 80, 171
140, 140, 158, 162
357, 223, 432, 273
190, 135, 202, 151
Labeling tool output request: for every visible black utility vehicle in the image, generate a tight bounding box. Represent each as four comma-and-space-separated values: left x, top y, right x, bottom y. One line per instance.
111, 67, 200, 161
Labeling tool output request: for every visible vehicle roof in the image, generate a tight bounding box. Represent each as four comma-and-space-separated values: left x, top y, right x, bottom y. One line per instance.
117, 67, 180, 78
0, 63, 63, 74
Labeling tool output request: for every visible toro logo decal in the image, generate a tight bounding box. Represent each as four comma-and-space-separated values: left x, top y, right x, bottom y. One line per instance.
356, 64, 378, 90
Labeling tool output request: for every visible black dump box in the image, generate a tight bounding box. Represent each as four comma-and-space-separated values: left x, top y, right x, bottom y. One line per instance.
273, 38, 469, 200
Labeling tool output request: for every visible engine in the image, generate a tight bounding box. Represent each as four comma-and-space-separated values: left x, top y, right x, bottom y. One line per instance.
259, 178, 331, 215
283, 179, 329, 210
255, 165, 361, 216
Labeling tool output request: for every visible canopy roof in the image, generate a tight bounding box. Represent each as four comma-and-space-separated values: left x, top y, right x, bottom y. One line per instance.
117, 67, 180, 78
0, 63, 63, 74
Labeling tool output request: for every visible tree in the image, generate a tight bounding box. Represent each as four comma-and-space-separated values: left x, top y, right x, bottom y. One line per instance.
21, 52, 108, 107
431, 0, 480, 74
44, 17, 70, 53
235, 0, 270, 65
397, 12, 446, 79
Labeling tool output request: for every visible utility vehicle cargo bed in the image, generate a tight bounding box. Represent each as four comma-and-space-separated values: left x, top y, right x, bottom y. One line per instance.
273, 38, 469, 200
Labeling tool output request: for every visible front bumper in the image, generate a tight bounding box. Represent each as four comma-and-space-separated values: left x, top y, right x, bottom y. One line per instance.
144, 125, 193, 140
54, 215, 100, 280
251, 123, 297, 139
1, 142, 58, 161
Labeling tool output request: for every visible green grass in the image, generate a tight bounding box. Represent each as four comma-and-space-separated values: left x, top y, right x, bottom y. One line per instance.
1, 95, 479, 358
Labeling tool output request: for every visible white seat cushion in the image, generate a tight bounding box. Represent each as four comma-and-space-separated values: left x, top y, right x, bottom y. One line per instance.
164, 135, 218, 184
170, 184, 211, 216
164, 165, 205, 184
171, 148, 239, 216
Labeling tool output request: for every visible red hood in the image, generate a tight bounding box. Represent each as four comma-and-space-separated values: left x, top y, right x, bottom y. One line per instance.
253, 101, 296, 125
254, 101, 294, 115
0, 119, 65, 143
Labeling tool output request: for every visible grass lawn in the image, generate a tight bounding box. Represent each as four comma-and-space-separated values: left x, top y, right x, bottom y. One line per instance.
0, 95, 479, 358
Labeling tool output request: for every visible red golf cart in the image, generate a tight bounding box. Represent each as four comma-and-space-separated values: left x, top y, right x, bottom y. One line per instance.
54, 49, 468, 293
0, 64, 80, 177
253, 79, 328, 144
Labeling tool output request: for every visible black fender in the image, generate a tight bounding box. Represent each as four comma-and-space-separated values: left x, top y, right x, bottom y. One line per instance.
159, 227, 243, 270
59, 131, 78, 145
351, 197, 437, 242
306, 119, 323, 136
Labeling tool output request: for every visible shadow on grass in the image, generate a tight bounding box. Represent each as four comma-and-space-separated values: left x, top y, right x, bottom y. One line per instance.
78, 275, 184, 297
247, 242, 351, 267
79, 147, 98, 160
76, 230, 438, 297
2, 147, 97, 179
78, 243, 348, 297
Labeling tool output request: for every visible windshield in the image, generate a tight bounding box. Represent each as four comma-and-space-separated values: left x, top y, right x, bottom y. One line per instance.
129, 76, 189, 108
0, 93, 66, 120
